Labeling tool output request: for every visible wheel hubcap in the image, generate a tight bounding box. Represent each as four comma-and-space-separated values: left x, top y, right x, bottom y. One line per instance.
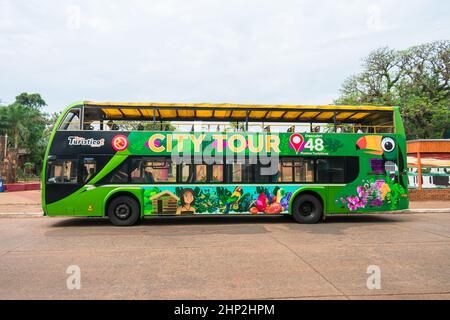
300, 202, 314, 217
115, 203, 131, 220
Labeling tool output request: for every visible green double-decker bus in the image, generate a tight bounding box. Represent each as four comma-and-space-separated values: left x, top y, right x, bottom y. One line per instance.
42, 102, 408, 226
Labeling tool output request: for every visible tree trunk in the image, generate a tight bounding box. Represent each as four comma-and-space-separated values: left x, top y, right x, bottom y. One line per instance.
14, 129, 19, 149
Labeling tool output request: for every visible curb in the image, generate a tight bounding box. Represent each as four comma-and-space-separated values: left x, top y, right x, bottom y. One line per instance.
351, 209, 450, 214
0, 209, 449, 218
0, 203, 41, 206
406, 208, 450, 213
0, 212, 43, 217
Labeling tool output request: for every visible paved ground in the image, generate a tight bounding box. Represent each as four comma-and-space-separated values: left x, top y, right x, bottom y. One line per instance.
0, 190, 41, 214
409, 201, 450, 209
0, 211, 450, 300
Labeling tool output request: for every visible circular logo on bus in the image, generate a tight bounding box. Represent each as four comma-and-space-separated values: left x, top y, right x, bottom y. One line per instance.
112, 135, 129, 152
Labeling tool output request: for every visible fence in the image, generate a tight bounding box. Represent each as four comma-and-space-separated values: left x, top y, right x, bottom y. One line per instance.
408, 169, 450, 189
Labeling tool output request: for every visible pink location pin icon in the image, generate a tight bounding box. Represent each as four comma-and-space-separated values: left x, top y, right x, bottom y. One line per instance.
290, 134, 304, 153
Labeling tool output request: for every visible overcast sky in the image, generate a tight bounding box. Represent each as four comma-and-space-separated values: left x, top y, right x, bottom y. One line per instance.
0, 0, 449, 113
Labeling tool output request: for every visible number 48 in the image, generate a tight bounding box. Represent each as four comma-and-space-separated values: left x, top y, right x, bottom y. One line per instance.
304, 138, 324, 152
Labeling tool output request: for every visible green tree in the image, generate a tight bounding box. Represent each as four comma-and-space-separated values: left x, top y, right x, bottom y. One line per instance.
0, 103, 30, 148
43, 111, 62, 140
15, 93, 46, 110
0, 93, 49, 166
336, 41, 450, 139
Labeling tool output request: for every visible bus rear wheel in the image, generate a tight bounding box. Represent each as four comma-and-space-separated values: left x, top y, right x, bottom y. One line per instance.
291, 194, 323, 224
107, 196, 141, 226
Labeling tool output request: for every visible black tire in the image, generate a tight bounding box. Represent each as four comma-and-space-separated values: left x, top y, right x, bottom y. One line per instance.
107, 196, 141, 226
291, 194, 323, 224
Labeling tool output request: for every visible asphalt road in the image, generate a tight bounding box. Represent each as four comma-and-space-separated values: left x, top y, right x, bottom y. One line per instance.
0, 213, 449, 300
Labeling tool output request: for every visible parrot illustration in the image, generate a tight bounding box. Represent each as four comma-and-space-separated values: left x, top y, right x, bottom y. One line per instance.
256, 193, 268, 212
356, 135, 406, 188
280, 192, 293, 211
222, 187, 243, 214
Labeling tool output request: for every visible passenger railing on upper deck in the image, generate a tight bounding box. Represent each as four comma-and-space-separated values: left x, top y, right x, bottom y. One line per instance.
83, 120, 394, 134
335, 125, 394, 134
78, 103, 397, 134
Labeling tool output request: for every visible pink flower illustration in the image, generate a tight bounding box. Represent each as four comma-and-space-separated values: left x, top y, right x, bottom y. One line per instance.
346, 196, 366, 211
340, 180, 389, 211
370, 199, 383, 207
375, 180, 385, 190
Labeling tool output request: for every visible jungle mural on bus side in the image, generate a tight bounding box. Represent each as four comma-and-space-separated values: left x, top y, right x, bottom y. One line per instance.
143, 185, 295, 215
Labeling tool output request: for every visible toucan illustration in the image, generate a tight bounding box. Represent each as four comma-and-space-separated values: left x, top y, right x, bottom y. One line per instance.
222, 187, 243, 214
356, 135, 406, 188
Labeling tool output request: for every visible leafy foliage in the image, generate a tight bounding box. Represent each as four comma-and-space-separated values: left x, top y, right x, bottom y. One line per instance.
337, 177, 406, 212
0, 93, 50, 166
323, 137, 344, 152
143, 187, 161, 213
238, 192, 253, 211
336, 41, 450, 139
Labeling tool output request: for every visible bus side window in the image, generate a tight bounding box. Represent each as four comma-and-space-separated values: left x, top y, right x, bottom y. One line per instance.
280, 161, 294, 182
181, 163, 194, 183
83, 158, 96, 183
316, 158, 345, 183
47, 161, 63, 184
195, 164, 207, 183
231, 163, 243, 183
294, 158, 314, 182
83, 107, 104, 130
105, 161, 129, 184
255, 163, 277, 183
346, 157, 360, 183
47, 160, 78, 184
385, 160, 398, 174
211, 164, 224, 183
230, 162, 253, 183
131, 158, 176, 183
59, 109, 81, 130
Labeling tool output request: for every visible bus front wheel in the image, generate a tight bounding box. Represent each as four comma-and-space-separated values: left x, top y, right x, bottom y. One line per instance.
107, 196, 141, 226
291, 194, 323, 224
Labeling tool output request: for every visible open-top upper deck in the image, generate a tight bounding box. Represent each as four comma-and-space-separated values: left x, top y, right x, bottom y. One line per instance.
85, 101, 394, 123
59, 101, 404, 134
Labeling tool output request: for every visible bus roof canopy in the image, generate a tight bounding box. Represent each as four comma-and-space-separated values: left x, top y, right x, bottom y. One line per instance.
83, 101, 394, 124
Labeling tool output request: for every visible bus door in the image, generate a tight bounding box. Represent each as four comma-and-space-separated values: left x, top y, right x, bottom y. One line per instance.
45, 156, 81, 214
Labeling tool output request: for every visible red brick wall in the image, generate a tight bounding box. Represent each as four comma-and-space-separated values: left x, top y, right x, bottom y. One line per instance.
409, 188, 450, 201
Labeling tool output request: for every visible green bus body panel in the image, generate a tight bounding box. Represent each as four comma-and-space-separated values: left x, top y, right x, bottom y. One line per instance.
45, 185, 144, 217
42, 102, 409, 217
393, 107, 406, 136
